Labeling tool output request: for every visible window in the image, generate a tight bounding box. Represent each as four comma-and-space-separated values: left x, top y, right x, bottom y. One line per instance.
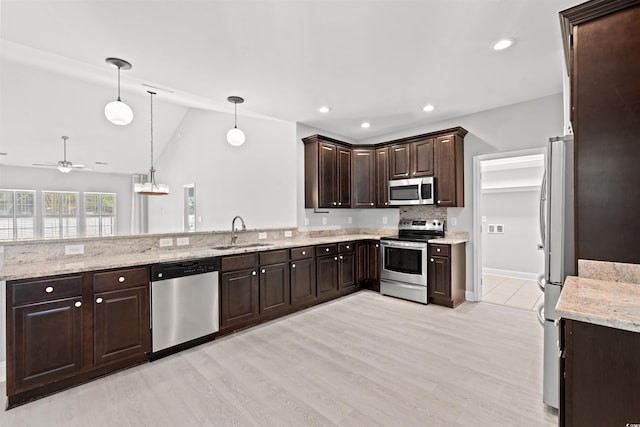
85, 193, 116, 237
0, 190, 36, 241
43, 191, 78, 239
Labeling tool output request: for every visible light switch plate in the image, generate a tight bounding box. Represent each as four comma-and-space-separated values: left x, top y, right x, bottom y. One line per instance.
65, 244, 84, 255
258, 232, 267, 239
159, 238, 173, 247
383, 216, 388, 225
176, 237, 189, 246
322, 217, 327, 225
450, 218, 457, 226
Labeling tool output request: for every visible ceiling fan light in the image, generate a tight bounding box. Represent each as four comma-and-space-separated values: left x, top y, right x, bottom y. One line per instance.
227, 127, 245, 146
104, 100, 133, 125
57, 162, 72, 173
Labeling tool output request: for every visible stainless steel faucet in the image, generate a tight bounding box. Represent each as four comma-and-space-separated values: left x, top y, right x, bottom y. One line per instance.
230, 215, 246, 245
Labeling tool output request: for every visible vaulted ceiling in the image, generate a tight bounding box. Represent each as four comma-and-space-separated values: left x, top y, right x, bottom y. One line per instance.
1, 0, 581, 174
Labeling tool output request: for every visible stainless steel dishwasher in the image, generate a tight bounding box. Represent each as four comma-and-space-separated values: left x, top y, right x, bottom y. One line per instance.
150, 257, 220, 359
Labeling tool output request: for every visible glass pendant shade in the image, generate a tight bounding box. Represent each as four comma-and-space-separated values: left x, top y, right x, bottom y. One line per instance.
227, 127, 245, 146
104, 100, 133, 126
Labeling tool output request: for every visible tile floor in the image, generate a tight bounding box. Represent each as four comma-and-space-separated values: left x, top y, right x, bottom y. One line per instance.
482, 274, 543, 311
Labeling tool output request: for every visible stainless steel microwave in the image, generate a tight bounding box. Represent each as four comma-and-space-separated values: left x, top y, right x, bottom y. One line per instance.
388, 177, 435, 206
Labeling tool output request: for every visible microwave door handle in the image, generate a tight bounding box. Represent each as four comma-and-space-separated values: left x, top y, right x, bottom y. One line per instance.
538, 172, 546, 250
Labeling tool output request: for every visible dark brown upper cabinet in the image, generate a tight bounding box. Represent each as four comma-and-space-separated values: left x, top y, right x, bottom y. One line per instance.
389, 144, 411, 179
434, 133, 465, 207
411, 138, 434, 177
303, 135, 352, 208
375, 147, 390, 207
352, 148, 376, 208
560, 0, 640, 264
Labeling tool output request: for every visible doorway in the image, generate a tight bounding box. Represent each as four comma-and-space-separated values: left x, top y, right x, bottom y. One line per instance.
472, 148, 545, 309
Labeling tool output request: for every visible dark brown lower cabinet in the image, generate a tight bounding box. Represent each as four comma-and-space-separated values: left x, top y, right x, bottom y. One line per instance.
11, 296, 84, 393
367, 241, 380, 286
7, 267, 150, 408
560, 319, 640, 427
259, 262, 290, 316
290, 257, 316, 307
356, 242, 368, 283
220, 268, 260, 330
427, 242, 465, 308
316, 255, 339, 298
338, 251, 356, 290
93, 286, 149, 366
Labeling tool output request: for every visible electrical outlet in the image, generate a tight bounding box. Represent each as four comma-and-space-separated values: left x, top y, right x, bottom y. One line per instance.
159, 238, 173, 247
304, 217, 309, 226
481, 216, 487, 222
450, 218, 457, 226
348, 216, 352, 224
176, 237, 189, 246
65, 244, 84, 255
197, 216, 203, 223
258, 232, 267, 239
383, 216, 388, 225
322, 217, 327, 225
284, 230, 292, 238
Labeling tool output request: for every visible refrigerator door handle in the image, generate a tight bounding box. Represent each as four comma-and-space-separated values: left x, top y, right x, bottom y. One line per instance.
538, 171, 547, 250
537, 274, 546, 292
536, 302, 545, 327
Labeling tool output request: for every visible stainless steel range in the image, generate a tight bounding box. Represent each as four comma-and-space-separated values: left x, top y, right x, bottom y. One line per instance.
380, 219, 444, 304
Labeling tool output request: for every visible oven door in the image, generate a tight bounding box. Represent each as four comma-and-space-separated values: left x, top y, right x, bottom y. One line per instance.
380, 239, 428, 286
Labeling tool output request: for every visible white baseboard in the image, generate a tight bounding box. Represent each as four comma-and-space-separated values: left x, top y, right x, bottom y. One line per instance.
482, 268, 539, 281
465, 290, 477, 302
0, 361, 5, 383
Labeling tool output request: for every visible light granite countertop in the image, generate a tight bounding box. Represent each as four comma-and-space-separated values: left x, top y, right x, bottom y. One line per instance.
428, 237, 467, 245
556, 276, 640, 333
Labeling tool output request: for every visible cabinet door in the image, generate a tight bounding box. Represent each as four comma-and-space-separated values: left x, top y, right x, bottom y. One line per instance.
356, 243, 368, 284
368, 241, 380, 282
94, 286, 150, 366
352, 149, 375, 208
11, 297, 83, 393
375, 147, 390, 207
428, 256, 450, 298
220, 268, 260, 330
316, 256, 338, 297
338, 252, 356, 291
259, 263, 290, 316
434, 135, 458, 207
337, 147, 352, 207
412, 138, 434, 177
290, 258, 316, 306
318, 142, 337, 208
389, 144, 410, 179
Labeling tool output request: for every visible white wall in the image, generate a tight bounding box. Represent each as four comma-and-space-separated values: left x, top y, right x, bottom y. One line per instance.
359, 93, 564, 292
147, 109, 298, 232
0, 165, 133, 235
481, 190, 544, 276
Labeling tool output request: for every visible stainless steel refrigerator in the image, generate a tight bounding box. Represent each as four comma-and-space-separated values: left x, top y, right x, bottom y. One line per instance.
536, 135, 575, 410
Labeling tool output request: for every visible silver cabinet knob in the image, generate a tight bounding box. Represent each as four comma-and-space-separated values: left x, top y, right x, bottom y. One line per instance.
376, 244, 379, 248
334, 257, 338, 261
437, 248, 441, 252
338, 202, 342, 206
302, 251, 306, 255
437, 200, 441, 203
75, 301, 82, 308
370, 203, 374, 206
430, 258, 434, 262
292, 263, 296, 268
96, 298, 103, 304
118, 276, 125, 283
413, 172, 416, 175
252, 271, 257, 276
333, 202, 337, 206
261, 268, 266, 274
45, 286, 54, 293
325, 248, 330, 252
346, 245, 350, 249
385, 202, 388, 205
340, 255, 343, 260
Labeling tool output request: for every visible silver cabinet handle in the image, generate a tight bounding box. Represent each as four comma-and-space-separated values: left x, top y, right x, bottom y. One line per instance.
45, 286, 54, 293
302, 251, 306, 255
430, 258, 434, 262
292, 263, 296, 268
96, 298, 103, 304
118, 276, 125, 283
75, 301, 82, 308
252, 271, 257, 276
261, 268, 266, 274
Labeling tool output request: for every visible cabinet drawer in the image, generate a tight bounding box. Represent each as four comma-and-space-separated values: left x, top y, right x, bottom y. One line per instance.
221, 253, 258, 271
338, 242, 355, 253
428, 244, 450, 257
93, 267, 149, 293
316, 244, 337, 256
259, 249, 288, 265
290, 246, 314, 260
11, 275, 83, 306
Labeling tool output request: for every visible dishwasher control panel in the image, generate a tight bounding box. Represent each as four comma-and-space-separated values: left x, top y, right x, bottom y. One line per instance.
151, 257, 221, 281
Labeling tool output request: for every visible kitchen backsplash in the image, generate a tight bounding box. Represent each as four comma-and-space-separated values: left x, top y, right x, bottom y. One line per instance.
399, 205, 448, 223
578, 259, 640, 285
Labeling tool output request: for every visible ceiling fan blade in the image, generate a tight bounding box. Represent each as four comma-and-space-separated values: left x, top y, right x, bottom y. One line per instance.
32, 163, 58, 167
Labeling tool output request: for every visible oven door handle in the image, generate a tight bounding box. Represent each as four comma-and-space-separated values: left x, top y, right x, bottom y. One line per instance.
380, 240, 427, 249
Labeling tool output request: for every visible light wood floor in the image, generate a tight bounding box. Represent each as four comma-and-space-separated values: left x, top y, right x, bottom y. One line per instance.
1, 291, 557, 426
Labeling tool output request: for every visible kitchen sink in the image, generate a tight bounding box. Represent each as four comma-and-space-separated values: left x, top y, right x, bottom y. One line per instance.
212, 242, 274, 250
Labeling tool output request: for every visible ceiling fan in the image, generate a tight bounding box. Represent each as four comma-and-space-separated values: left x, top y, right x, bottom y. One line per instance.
32, 136, 91, 173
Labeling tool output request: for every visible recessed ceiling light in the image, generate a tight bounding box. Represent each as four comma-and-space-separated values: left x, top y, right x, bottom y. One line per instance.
423, 104, 435, 112
318, 106, 331, 113
361, 122, 371, 129
492, 39, 513, 51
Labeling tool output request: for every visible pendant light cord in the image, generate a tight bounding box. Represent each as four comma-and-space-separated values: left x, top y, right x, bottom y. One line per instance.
234, 101, 237, 128
62, 137, 67, 161
148, 91, 157, 187
117, 66, 122, 102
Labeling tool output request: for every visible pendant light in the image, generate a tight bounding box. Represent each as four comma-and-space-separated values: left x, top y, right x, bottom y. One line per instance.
226, 96, 245, 146
57, 136, 73, 173
104, 57, 133, 126
134, 91, 169, 195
